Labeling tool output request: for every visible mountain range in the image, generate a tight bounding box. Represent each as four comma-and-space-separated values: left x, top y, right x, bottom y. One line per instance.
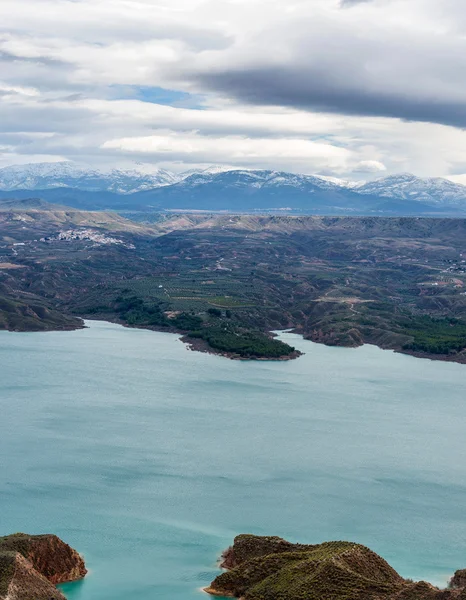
0, 162, 178, 194
0, 162, 465, 216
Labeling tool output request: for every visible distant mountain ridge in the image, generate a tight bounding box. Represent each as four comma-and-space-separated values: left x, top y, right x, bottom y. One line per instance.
356, 173, 466, 206
0, 162, 178, 194
0, 162, 466, 215
0, 162, 235, 194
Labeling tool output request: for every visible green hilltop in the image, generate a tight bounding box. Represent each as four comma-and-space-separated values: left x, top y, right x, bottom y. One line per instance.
206, 535, 466, 600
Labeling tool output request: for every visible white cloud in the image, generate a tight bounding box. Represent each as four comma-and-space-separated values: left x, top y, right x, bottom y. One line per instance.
355, 160, 387, 173
102, 131, 351, 172
0, 82, 39, 97
0, 0, 466, 178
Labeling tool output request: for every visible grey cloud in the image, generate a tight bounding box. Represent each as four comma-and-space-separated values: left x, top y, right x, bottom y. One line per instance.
0, 102, 101, 135
193, 12, 466, 130
0, 51, 111, 98
197, 66, 466, 128
0, 47, 68, 67
52, 93, 85, 102
0, 50, 77, 95
2, 0, 466, 177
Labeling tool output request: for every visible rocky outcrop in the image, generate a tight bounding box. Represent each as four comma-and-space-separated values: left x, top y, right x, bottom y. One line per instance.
205, 535, 466, 600
0, 552, 65, 600
450, 570, 466, 590
0, 533, 87, 600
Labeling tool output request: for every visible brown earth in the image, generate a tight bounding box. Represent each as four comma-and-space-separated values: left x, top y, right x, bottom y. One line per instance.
0, 533, 87, 600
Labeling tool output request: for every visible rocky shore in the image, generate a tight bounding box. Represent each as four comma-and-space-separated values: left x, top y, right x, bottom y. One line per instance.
0, 533, 86, 600
205, 534, 466, 600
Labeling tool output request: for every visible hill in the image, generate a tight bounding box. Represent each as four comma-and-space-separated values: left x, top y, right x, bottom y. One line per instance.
0, 206, 155, 240
0, 292, 82, 332
0, 197, 67, 210
1, 211, 466, 362
206, 535, 466, 600
0, 206, 155, 332
0, 533, 86, 600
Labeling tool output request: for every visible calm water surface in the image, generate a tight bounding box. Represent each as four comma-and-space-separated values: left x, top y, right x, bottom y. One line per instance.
1, 320, 466, 598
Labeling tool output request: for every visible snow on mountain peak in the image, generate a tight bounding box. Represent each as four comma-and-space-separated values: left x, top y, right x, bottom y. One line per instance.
0, 161, 178, 194
314, 175, 365, 188
357, 172, 466, 205
1, 162, 466, 207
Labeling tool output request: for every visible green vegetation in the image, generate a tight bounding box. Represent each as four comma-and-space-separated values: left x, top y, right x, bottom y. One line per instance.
0, 533, 31, 559
0, 552, 15, 598
117, 296, 203, 330
189, 327, 296, 358
207, 535, 463, 600
87, 293, 296, 358
207, 535, 406, 600
0, 295, 82, 332
208, 296, 254, 308
400, 316, 466, 354
2, 210, 466, 363
110, 274, 260, 313
116, 296, 169, 327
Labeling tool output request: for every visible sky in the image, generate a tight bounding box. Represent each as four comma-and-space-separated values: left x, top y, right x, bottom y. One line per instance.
2, 0, 466, 180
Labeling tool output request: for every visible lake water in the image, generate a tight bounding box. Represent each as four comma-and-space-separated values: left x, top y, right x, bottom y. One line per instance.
1, 320, 466, 599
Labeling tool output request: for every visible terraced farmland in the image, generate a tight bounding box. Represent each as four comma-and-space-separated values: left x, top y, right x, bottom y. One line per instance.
113, 274, 260, 312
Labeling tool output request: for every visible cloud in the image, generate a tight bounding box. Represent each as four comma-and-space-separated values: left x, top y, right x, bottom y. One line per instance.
354, 160, 387, 173
101, 131, 351, 172
0, 82, 40, 97
192, 1, 466, 129
340, 0, 374, 6
0, 0, 466, 178
197, 66, 466, 129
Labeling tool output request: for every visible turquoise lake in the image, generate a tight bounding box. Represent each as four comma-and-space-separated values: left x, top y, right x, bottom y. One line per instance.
1, 320, 466, 598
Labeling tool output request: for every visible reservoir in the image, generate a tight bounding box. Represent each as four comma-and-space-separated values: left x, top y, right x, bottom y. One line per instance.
1, 320, 466, 599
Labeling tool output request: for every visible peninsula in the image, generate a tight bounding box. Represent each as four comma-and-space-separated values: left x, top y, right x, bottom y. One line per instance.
1, 205, 466, 363
206, 534, 466, 600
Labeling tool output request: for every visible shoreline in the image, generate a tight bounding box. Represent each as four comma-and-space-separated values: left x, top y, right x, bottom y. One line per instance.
202, 536, 461, 600
0, 320, 86, 334
203, 587, 236, 597
181, 334, 303, 362
2, 316, 466, 366
396, 348, 466, 365
297, 329, 466, 366
84, 317, 301, 362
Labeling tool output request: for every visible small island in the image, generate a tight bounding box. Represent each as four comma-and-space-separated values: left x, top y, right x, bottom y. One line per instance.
205, 534, 466, 600
0, 533, 86, 600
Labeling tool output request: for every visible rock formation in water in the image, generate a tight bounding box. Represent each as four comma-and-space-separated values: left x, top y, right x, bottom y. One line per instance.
0, 533, 87, 600
205, 534, 466, 600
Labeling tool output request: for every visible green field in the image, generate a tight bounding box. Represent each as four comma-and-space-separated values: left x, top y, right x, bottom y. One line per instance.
111, 274, 260, 312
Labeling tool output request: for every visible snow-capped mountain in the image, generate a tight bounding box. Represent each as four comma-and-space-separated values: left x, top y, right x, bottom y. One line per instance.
128, 168, 366, 213
175, 169, 343, 191
317, 175, 365, 188
0, 162, 179, 194
178, 165, 234, 179
356, 173, 466, 205
1, 162, 466, 215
